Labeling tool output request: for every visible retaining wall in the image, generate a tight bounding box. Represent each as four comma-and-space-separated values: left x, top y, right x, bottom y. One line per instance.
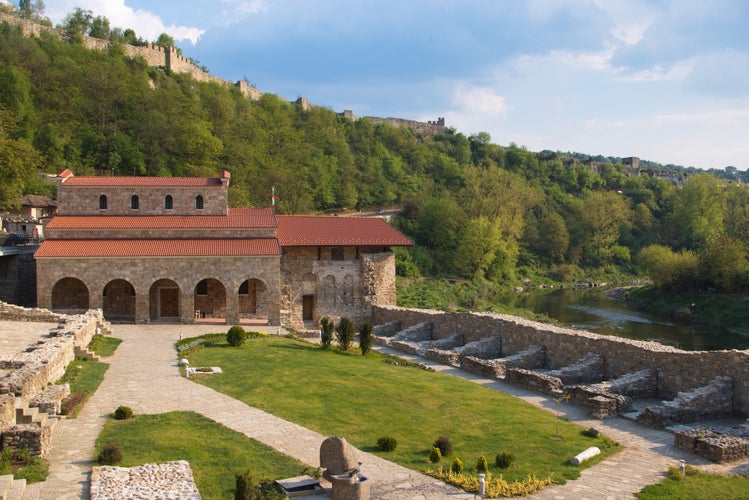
373, 306, 749, 416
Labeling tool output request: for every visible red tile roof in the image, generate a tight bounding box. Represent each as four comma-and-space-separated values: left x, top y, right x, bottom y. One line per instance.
277, 215, 413, 246
35, 239, 280, 257
61, 176, 223, 187
47, 208, 277, 230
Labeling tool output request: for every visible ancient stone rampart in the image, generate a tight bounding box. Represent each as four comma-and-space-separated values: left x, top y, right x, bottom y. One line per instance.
372, 306, 749, 416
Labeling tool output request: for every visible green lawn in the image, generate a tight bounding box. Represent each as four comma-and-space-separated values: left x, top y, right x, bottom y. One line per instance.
96, 411, 309, 500
184, 336, 619, 486
57, 359, 109, 417
637, 466, 749, 499
88, 334, 123, 357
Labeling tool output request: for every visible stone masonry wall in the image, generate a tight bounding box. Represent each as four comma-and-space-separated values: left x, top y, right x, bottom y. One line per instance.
373, 306, 749, 416
56, 184, 228, 216
37, 255, 280, 325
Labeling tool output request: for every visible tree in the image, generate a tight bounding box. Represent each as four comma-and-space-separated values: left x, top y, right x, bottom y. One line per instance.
638, 245, 699, 291
359, 321, 373, 355
335, 317, 355, 351
88, 15, 111, 40
454, 217, 502, 280
700, 236, 747, 292
578, 191, 631, 264
60, 8, 94, 41
668, 174, 725, 251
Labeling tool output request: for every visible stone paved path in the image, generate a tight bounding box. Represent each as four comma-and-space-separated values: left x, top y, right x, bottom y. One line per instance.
28, 325, 471, 500
25, 325, 749, 499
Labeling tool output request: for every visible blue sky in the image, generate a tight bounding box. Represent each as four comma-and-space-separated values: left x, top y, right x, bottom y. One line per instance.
19, 0, 749, 170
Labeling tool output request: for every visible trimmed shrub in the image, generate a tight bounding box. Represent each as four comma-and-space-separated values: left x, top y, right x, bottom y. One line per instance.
433, 435, 453, 457
495, 451, 515, 469
227, 325, 248, 347
335, 317, 356, 351
235, 469, 260, 500
113, 405, 133, 420
476, 454, 489, 473
429, 446, 442, 463
320, 317, 334, 349
97, 443, 123, 465
377, 436, 397, 452
359, 321, 374, 355
450, 456, 464, 474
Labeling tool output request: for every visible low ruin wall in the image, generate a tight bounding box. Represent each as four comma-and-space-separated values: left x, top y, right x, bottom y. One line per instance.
373, 306, 749, 416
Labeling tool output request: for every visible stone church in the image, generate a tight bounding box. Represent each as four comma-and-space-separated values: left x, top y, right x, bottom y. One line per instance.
35, 170, 412, 328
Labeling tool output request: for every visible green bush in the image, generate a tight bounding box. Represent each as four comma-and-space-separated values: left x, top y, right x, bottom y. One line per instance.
377, 436, 397, 452
359, 321, 374, 355
113, 406, 133, 420
433, 435, 453, 457
335, 317, 356, 351
495, 451, 515, 469
227, 325, 248, 347
235, 469, 260, 500
319, 317, 334, 349
97, 443, 123, 465
450, 456, 463, 474
476, 454, 488, 473
429, 446, 442, 463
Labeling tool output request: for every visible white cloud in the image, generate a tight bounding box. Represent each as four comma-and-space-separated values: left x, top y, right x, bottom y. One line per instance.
220, 0, 266, 24
451, 84, 506, 115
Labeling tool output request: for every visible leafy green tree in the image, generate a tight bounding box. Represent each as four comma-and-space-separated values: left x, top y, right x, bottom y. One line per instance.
638, 244, 699, 291
88, 15, 111, 39
668, 174, 724, 251
700, 236, 747, 292
578, 191, 631, 264
454, 217, 502, 280
59, 8, 93, 42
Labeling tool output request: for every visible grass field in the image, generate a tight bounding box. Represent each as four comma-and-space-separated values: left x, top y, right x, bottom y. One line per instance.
96, 411, 309, 499
184, 335, 620, 486
636, 466, 749, 499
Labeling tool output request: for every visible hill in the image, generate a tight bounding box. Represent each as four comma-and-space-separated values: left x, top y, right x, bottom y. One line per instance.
0, 10, 748, 295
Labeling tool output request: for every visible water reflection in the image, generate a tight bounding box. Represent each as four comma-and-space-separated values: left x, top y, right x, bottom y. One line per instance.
499, 288, 749, 351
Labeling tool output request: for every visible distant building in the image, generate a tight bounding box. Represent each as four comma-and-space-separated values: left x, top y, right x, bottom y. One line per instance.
2, 195, 57, 239
35, 170, 412, 327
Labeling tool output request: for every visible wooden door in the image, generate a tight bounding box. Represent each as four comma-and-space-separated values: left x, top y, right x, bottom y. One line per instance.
160, 288, 179, 317
302, 295, 314, 321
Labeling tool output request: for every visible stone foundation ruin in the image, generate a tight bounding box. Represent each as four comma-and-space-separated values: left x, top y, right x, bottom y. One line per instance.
0, 302, 110, 457
373, 306, 749, 462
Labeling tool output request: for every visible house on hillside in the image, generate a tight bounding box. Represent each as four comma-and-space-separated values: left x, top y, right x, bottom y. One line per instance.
34, 170, 412, 327
2, 194, 57, 240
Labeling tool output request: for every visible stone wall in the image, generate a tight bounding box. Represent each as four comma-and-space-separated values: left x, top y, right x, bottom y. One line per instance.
363, 116, 450, 137
55, 183, 228, 216
36, 255, 281, 325
0, 301, 61, 323
372, 306, 749, 416
0, 248, 38, 307
280, 248, 396, 328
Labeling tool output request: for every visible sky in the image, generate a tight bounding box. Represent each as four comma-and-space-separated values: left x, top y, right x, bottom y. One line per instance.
12, 0, 749, 170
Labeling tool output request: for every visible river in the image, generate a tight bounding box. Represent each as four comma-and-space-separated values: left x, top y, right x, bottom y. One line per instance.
499, 288, 749, 351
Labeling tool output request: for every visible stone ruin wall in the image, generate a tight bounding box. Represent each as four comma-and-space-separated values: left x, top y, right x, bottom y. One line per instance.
372, 306, 749, 416
362, 116, 450, 136
0, 303, 102, 447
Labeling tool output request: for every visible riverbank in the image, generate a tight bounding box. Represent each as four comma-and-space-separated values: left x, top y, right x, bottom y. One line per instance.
625, 286, 749, 339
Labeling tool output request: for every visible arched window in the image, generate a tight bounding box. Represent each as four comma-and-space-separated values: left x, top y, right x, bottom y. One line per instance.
165, 195, 173, 210
131, 195, 139, 210
99, 194, 107, 210
195, 195, 204, 210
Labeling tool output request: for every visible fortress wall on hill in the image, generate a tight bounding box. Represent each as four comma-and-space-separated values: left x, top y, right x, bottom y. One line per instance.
373, 306, 749, 416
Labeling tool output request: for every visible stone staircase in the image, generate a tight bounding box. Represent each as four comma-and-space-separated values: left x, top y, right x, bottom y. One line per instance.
14, 399, 62, 432
0, 474, 26, 500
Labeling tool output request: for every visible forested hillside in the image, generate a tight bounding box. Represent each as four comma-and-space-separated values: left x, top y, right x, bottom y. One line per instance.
1, 17, 748, 295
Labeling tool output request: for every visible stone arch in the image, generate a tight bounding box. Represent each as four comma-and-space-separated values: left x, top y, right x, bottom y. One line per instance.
193, 278, 227, 320
102, 279, 136, 322
149, 279, 180, 321
238, 278, 268, 319
51, 278, 89, 312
